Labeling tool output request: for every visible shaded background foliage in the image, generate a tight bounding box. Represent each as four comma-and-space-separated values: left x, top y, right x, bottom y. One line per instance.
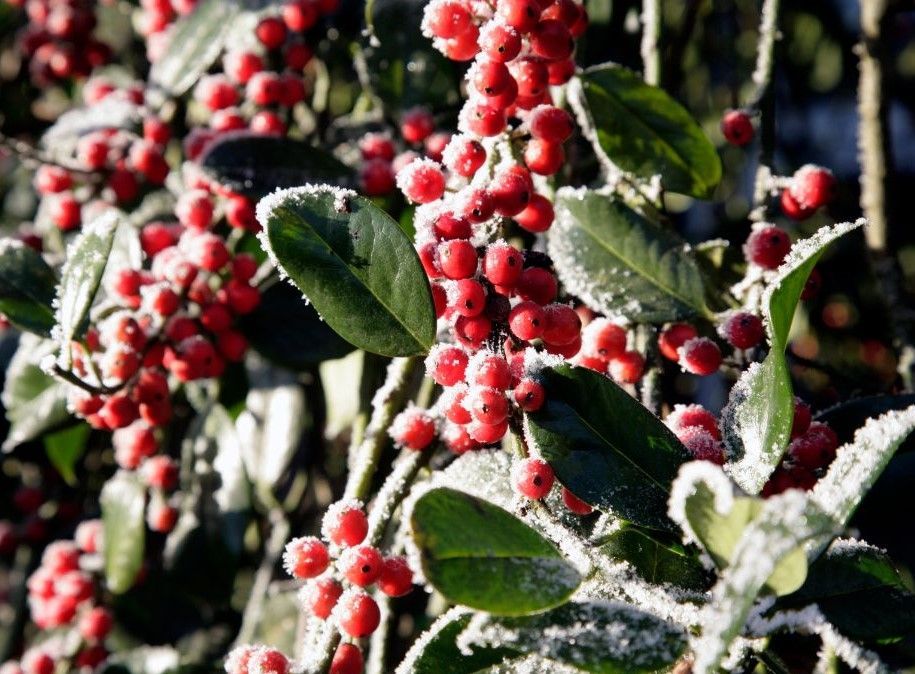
1, 0, 915, 670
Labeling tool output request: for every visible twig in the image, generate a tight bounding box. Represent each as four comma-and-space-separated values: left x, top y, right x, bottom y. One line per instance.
748, 0, 782, 222
51, 364, 118, 396
0, 132, 100, 179
235, 509, 291, 646
641, 0, 662, 86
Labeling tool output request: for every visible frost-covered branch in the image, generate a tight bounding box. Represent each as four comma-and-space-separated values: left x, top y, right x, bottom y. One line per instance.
641, 0, 662, 86
748, 0, 782, 221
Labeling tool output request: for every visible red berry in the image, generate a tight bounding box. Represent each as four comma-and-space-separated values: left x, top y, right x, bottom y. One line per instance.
463, 102, 507, 137
341, 545, 384, 587
454, 314, 492, 349
433, 212, 472, 240
284, 42, 314, 69
720, 312, 765, 350
721, 109, 754, 146
513, 378, 545, 412
497, 0, 541, 33
509, 301, 546, 340
217, 330, 248, 362
466, 418, 508, 444
666, 404, 720, 440
249, 647, 289, 674
658, 323, 698, 361
21, 651, 54, 674
223, 280, 261, 314
99, 393, 139, 429
246, 71, 282, 106
524, 139, 565, 175
226, 194, 258, 231
195, 74, 239, 110
427, 345, 469, 386
529, 105, 574, 143
514, 194, 555, 233
443, 135, 486, 177
542, 304, 581, 346
789, 165, 836, 211
282, 0, 319, 32
437, 239, 478, 279
78, 607, 113, 642
176, 189, 214, 230
378, 556, 413, 597
322, 500, 368, 547
678, 337, 722, 376
360, 159, 396, 196
512, 457, 554, 499
744, 225, 791, 270
482, 242, 523, 286
49, 192, 81, 231
470, 353, 511, 389
400, 107, 435, 144
74, 520, 102, 554
467, 386, 509, 425
330, 643, 363, 674
791, 398, 812, 438
608, 350, 645, 384
423, 0, 471, 39
77, 134, 109, 170
561, 487, 593, 515
530, 19, 573, 60
283, 537, 330, 579
479, 21, 522, 62
34, 165, 72, 194
256, 16, 288, 49
397, 159, 446, 204
303, 577, 343, 619
490, 168, 531, 216
41, 541, 80, 573
141, 455, 179, 490
779, 188, 814, 221
676, 426, 725, 464
439, 24, 480, 60
129, 140, 169, 184
450, 279, 487, 317
509, 58, 548, 98
581, 318, 626, 361
336, 591, 380, 638
788, 422, 838, 470
390, 408, 436, 450
250, 111, 287, 136
457, 188, 495, 223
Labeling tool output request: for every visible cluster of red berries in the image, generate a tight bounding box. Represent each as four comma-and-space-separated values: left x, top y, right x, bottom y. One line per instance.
183, 1, 338, 146
259, 501, 413, 674
763, 399, 839, 495
134, 0, 197, 58
32, 109, 171, 232
571, 314, 644, 384
2, 522, 114, 674
224, 644, 290, 674
12, 0, 111, 85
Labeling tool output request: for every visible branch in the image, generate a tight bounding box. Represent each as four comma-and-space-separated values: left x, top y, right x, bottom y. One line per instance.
0, 132, 100, 179
641, 0, 662, 86
748, 0, 782, 222
235, 509, 291, 646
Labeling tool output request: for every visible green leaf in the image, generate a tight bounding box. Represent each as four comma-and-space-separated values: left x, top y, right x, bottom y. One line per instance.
365, 0, 461, 109
682, 483, 807, 596
44, 424, 90, 485
598, 528, 710, 591
397, 608, 516, 674
257, 186, 436, 357
198, 132, 354, 200
524, 364, 691, 530
578, 63, 721, 198
722, 220, 865, 493
550, 189, 711, 323
0, 240, 57, 336
101, 470, 146, 594
54, 210, 120, 362
409, 487, 581, 615
814, 394, 915, 448
148, 0, 240, 96
463, 600, 688, 674
781, 540, 915, 642
240, 282, 355, 370
2, 335, 71, 451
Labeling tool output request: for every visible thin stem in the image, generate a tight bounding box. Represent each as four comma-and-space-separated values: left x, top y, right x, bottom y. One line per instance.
235, 509, 291, 646
51, 364, 118, 396
641, 0, 662, 86
0, 132, 100, 179
344, 357, 421, 501
748, 0, 782, 221
366, 449, 429, 547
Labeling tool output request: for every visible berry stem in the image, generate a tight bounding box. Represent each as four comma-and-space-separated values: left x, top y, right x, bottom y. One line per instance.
50, 364, 119, 396
344, 357, 421, 501
235, 508, 290, 647
365, 448, 430, 547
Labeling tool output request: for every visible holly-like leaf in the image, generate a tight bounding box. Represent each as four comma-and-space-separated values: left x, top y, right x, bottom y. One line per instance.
781, 540, 915, 642
524, 364, 691, 531
198, 132, 354, 200
682, 482, 807, 596
462, 600, 689, 674
396, 608, 516, 674
409, 487, 581, 616
101, 471, 146, 594
0, 239, 57, 336
598, 528, 710, 591
54, 210, 120, 364
148, 0, 240, 96
578, 63, 721, 198
240, 282, 355, 370
257, 185, 436, 357
815, 393, 915, 447
722, 220, 865, 494
44, 423, 90, 485
550, 189, 711, 323
2, 335, 70, 451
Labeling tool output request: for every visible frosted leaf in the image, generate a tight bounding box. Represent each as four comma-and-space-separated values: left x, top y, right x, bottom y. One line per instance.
458, 600, 687, 673
667, 461, 736, 547
433, 448, 515, 510
690, 491, 835, 674
566, 77, 624, 186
